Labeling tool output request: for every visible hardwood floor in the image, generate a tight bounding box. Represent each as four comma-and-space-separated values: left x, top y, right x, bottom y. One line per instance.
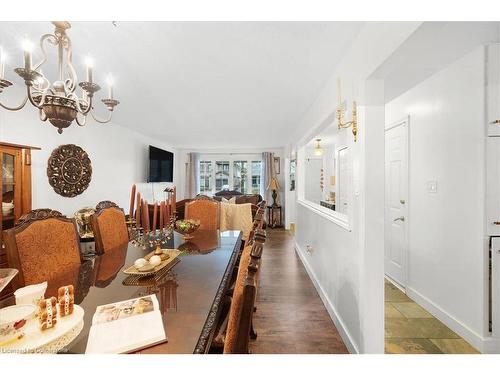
249, 229, 349, 354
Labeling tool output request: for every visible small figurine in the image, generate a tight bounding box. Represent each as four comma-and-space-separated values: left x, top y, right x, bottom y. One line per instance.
39, 297, 57, 330
57, 285, 75, 317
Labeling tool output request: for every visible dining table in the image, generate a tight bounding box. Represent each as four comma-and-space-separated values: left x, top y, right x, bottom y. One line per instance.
0, 229, 242, 354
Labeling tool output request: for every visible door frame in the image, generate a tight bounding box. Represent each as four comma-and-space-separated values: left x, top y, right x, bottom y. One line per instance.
384, 116, 410, 291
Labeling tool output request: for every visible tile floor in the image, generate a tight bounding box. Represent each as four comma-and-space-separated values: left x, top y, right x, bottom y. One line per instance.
384, 279, 479, 354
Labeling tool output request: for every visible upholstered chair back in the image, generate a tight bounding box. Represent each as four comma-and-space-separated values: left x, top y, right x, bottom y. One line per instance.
91, 201, 129, 255
224, 241, 261, 354
3, 209, 82, 290
185, 199, 220, 230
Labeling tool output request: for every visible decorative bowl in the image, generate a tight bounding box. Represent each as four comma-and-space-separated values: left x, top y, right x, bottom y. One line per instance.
175, 219, 200, 240
0, 304, 36, 342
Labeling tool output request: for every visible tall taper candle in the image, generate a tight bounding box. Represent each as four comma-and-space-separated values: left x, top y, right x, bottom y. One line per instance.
152, 203, 158, 231
159, 201, 165, 229
23, 41, 32, 72
129, 184, 136, 219
135, 193, 141, 228
171, 187, 176, 219
144, 201, 150, 232
337, 77, 341, 106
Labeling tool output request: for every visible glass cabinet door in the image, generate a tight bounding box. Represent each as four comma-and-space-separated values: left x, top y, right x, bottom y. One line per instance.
1, 147, 22, 236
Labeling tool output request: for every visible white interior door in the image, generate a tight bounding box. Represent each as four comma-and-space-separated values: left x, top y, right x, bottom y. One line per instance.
385, 120, 408, 288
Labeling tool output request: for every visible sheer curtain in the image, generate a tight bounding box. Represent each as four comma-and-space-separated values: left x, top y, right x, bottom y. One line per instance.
262, 151, 278, 204
185, 152, 200, 198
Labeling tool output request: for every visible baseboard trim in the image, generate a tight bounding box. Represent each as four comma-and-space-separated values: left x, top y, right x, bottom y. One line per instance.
406, 286, 487, 352
294, 240, 359, 354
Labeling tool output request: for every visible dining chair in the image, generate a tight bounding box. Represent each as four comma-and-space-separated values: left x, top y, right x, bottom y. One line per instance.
3, 209, 83, 290
185, 197, 220, 230
224, 243, 261, 354
91, 201, 129, 255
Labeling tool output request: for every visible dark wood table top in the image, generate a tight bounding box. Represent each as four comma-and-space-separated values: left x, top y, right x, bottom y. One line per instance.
1, 229, 242, 354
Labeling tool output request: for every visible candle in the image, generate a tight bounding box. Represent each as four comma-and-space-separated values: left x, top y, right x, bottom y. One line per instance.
159, 201, 165, 230
152, 203, 158, 231
141, 199, 148, 232
165, 200, 171, 225
85, 57, 93, 83
171, 186, 176, 219
107, 75, 113, 99
135, 193, 141, 228
337, 77, 341, 106
144, 200, 150, 232
22, 40, 32, 72
0, 47, 5, 80
129, 184, 136, 220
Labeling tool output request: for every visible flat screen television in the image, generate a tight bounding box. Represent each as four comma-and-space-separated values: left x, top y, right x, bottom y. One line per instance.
148, 145, 174, 182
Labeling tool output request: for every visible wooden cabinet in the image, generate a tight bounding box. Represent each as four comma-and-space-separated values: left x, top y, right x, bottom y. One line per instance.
0, 142, 40, 299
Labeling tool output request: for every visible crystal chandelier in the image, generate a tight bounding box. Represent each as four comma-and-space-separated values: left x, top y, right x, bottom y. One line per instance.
0, 21, 119, 134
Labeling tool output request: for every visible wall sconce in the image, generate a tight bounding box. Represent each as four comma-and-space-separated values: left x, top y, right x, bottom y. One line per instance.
336, 78, 358, 142
314, 138, 324, 156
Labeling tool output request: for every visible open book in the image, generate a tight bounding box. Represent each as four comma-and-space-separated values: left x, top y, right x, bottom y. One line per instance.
85, 294, 167, 353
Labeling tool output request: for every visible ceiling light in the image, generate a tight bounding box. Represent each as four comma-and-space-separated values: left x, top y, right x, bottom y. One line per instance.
0, 21, 119, 134
314, 138, 324, 156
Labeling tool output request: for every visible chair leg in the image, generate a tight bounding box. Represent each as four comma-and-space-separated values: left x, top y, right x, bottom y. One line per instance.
250, 317, 257, 340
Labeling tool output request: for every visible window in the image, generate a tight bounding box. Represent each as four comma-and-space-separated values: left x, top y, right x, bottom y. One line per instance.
233, 161, 248, 193
251, 161, 261, 194
215, 161, 230, 192
197, 155, 262, 195
199, 161, 212, 193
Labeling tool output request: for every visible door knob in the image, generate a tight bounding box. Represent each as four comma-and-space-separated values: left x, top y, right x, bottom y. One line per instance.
394, 216, 405, 222
400, 199, 406, 204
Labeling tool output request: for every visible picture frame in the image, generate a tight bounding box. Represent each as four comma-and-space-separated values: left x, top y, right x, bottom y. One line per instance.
289, 159, 296, 191
274, 156, 280, 174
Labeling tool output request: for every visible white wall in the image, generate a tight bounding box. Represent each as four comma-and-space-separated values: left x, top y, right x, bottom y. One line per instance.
0, 105, 178, 217
289, 22, 422, 353
385, 46, 487, 349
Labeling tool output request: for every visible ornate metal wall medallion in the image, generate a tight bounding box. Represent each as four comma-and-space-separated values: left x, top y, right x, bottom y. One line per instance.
47, 144, 92, 197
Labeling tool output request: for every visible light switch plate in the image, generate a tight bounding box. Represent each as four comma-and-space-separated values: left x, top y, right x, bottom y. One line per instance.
427, 180, 438, 193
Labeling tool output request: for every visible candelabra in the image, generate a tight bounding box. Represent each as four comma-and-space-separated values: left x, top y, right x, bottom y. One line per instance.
129, 217, 176, 255
0, 21, 119, 134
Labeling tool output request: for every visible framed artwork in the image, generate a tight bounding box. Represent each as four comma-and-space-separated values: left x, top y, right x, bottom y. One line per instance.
274, 156, 280, 174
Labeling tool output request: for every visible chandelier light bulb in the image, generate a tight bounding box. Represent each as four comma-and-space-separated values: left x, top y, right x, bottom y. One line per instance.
84, 56, 94, 68
21, 39, 33, 52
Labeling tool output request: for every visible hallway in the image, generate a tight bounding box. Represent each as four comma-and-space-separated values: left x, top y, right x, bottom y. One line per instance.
249, 229, 349, 354
384, 280, 479, 354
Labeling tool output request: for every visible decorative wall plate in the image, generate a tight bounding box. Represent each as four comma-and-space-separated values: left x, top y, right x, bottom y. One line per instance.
47, 144, 92, 198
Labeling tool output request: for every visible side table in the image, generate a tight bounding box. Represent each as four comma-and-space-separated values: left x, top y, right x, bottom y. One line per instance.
267, 205, 283, 228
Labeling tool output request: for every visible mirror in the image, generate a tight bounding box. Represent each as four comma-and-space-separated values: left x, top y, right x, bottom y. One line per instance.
299, 121, 351, 218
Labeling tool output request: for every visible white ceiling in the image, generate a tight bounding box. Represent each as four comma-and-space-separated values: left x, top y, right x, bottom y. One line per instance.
0, 21, 364, 148
370, 21, 500, 102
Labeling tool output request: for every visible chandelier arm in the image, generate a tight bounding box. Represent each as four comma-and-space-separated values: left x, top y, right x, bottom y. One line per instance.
33, 33, 58, 71
68, 92, 92, 115
26, 85, 48, 109
90, 108, 113, 124
64, 38, 78, 93
0, 95, 28, 111
75, 113, 87, 127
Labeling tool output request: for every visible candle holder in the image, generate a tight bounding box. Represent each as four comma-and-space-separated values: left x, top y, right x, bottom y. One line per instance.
101, 98, 120, 111
130, 217, 175, 252
78, 81, 101, 97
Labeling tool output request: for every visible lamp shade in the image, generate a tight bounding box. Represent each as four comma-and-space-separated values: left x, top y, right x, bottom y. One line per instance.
268, 177, 280, 190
